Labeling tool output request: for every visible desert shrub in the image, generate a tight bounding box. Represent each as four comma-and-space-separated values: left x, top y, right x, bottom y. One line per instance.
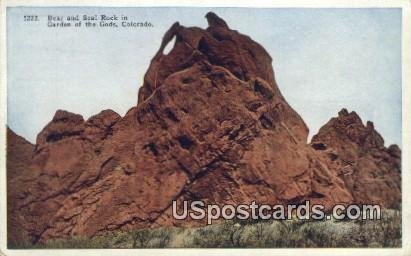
148, 228, 172, 248
352, 209, 401, 247
13, 209, 401, 248
188, 220, 247, 248
129, 227, 174, 248
131, 228, 151, 248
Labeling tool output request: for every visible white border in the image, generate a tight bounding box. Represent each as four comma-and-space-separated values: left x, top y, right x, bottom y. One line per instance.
0, 0, 410, 255
0, 0, 410, 7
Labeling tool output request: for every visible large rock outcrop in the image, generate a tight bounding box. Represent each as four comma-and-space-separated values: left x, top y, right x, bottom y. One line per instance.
310, 109, 401, 208
7, 12, 401, 244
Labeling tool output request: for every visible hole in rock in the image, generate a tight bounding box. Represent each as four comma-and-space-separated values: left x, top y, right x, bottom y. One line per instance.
311, 142, 327, 150
165, 108, 179, 122
46, 131, 82, 142
328, 152, 338, 161
163, 35, 176, 55
46, 133, 64, 142
310, 191, 325, 198
182, 77, 194, 84
143, 142, 159, 156
177, 135, 195, 150
259, 115, 273, 129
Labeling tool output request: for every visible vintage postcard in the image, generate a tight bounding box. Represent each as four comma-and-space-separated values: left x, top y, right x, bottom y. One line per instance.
1, 0, 410, 255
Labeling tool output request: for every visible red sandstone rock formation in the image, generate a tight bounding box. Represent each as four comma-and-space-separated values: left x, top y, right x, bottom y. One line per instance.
310, 109, 401, 208
7, 128, 35, 245
7, 12, 401, 244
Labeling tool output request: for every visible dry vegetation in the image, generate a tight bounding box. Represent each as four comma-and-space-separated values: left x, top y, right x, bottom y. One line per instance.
13, 209, 401, 249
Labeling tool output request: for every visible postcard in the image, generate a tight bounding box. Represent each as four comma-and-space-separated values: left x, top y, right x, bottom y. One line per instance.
1, 1, 410, 255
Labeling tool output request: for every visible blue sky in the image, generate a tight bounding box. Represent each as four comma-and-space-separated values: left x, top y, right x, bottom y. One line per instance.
7, 7, 402, 146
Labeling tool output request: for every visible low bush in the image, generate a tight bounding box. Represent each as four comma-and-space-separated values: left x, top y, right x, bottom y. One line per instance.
13, 209, 401, 248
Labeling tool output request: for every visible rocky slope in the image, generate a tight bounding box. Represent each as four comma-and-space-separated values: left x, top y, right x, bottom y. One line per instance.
7, 128, 35, 245
7, 12, 401, 245
310, 109, 401, 208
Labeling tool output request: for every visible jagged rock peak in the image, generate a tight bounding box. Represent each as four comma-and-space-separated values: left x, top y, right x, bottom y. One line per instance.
85, 109, 120, 127
338, 108, 349, 116
366, 121, 374, 130
36, 110, 85, 145
36, 109, 121, 146
336, 108, 362, 124
84, 109, 121, 142
312, 108, 385, 150
137, 11, 280, 104
137, 12, 308, 141
52, 109, 84, 123
205, 12, 229, 28
388, 144, 401, 159
311, 109, 401, 208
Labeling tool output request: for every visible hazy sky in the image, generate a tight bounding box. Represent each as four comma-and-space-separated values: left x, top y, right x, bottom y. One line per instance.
7, 7, 402, 146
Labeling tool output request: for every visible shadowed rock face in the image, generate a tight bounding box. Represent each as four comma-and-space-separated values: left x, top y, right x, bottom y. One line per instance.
7, 12, 401, 244
7, 128, 35, 246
